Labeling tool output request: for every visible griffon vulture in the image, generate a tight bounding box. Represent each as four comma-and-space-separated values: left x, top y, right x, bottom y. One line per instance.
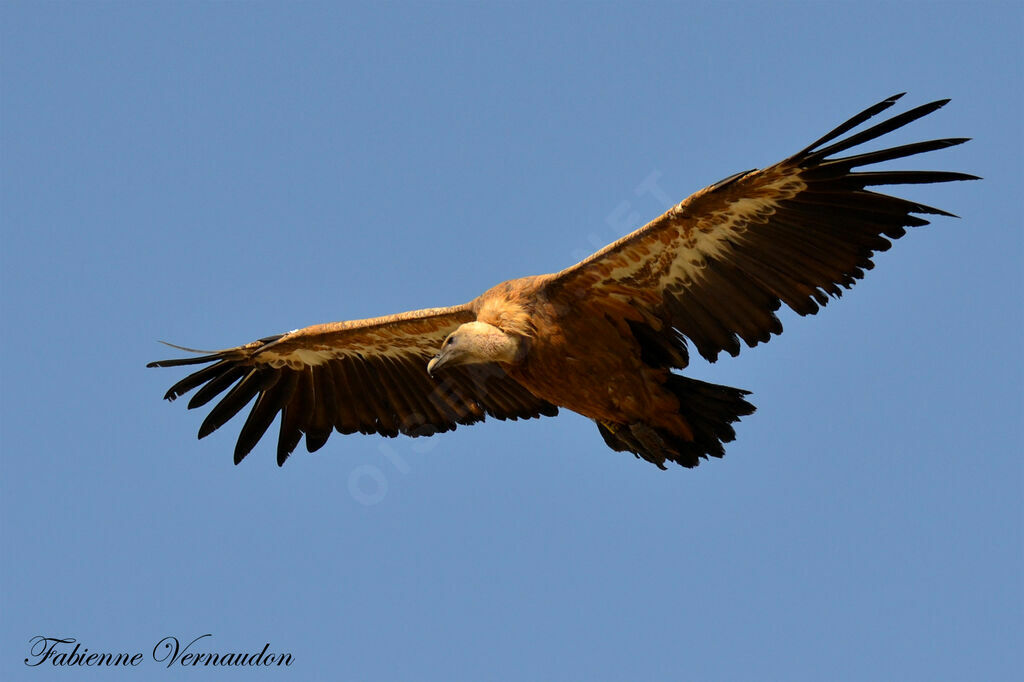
149, 94, 975, 469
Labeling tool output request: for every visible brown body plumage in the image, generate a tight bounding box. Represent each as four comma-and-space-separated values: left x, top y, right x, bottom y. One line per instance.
149, 94, 976, 468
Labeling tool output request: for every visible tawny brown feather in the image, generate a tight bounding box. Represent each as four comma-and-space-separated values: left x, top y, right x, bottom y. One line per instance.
150, 94, 975, 468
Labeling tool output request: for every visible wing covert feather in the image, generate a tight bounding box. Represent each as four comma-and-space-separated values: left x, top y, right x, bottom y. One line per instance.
149, 304, 557, 465
547, 95, 977, 364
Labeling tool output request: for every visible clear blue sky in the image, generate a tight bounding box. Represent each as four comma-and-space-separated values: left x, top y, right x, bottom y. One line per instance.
2, 2, 1021, 680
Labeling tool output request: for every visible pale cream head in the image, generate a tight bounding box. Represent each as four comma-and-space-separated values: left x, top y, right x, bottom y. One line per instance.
427, 321, 521, 376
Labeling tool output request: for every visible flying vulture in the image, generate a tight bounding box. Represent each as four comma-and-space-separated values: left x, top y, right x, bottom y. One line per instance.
149, 94, 975, 469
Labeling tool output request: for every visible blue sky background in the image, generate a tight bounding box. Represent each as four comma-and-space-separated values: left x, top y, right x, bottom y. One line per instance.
2, 2, 1021, 680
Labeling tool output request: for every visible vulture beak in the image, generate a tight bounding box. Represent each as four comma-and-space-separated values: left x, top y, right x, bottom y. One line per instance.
427, 353, 446, 378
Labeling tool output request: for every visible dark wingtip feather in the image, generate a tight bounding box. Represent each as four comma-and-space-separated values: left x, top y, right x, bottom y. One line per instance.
795, 93, 906, 156
304, 430, 331, 453
148, 342, 214, 364
147, 341, 230, 368
185, 366, 247, 410
160, 360, 231, 402
148, 355, 221, 368
850, 170, 980, 186
197, 419, 218, 440
232, 372, 294, 465
277, 424, 302, 467
802, 97, 960, 165
197, 370, 263, 440
820, 137, 974, 173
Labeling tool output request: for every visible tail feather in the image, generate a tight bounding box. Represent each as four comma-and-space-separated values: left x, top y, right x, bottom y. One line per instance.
596, 375, 755, 469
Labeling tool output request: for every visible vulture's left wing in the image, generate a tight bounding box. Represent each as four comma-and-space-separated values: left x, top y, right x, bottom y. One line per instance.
149, 305, 556, 465
547, 94, 977, 365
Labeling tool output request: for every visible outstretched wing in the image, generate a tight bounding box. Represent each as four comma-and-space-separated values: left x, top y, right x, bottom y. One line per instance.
547, 94, 978, 365
149, 304, 557, 465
